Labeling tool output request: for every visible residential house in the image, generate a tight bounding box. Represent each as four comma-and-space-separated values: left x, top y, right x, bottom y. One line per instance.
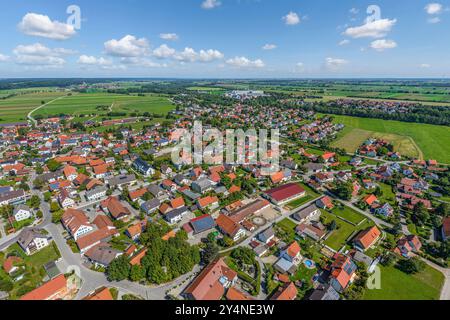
101, 197, 131, 221
164, 206, 189, 224
270, 282, 298, 301
292, 204, 321, 223
191, 178, 213, 194
17, 228, 51, 255
13, 204, 33, 222
329, 254, 357, 293
216, 214, 246, 242
197, 196, 219, 211
20, 274, 69, 300
141, 198, 160, 215
257, 227, 275, 244
85, 186, 107, 202
189, 215, 216, 235
61, 208, 94, 240
316, 196, 334, 210
133, 158, 155, 177
353, 226, 381, 252
85, 244, 122, 268
394, 235, 422, 258
183, 258, 237, 300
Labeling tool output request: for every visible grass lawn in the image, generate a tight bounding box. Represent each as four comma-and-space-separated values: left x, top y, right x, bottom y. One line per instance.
363, 264, 444, 300
322, 210, 374, 251
1, 243, 61, 299
286, 195, 313, 210
330, 115, 450, 163
331, 205, 366, 225
276, 218, 298, 241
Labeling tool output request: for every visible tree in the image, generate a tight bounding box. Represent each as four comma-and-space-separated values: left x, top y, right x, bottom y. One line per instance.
412, 202, 430, 226
396, 257, 426, 274
203, 241, 219, 264
29, 195, 41, 209
50, 201, 60, 213
46, 159, 61, 172
33, 178, 44, 190
335, 182, 353, 201
129, 265, 145, 282
107, 255, 131, 281
436, 203, 449, 217
231, 247, 256, 267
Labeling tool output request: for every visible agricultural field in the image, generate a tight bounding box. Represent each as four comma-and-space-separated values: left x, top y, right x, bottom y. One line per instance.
0, 91, 65, 123
34, 93, 175, 118
363, 264, 444, 300
330, 115, 450, 163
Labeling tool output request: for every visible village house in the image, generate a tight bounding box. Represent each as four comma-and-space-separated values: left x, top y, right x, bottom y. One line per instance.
13, 204, 33, 222
61, 208, 94, 240
216, 214, 246, 242
183, 258, 237, 300
353, 226, 381, 252
17, 228, 51, 255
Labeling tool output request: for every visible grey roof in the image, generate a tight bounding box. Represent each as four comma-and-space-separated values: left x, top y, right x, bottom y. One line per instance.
258, 227, 275, 241
17, 228, 49, 248
107, 174, 136, 187
165, 206, 189, 221
13, 204, 31, 214
148, 184, 164, 196
85, 244, 121, 266
141, 198, 160, 212
308, 284, 340, 301
292, 204, 320, 221
304, 163, 325, 171
192, 178, 212, 189
352, 251, 374, 266
85, 186, 107, 198
182, 189, 201, 200
0, 190, 25, 203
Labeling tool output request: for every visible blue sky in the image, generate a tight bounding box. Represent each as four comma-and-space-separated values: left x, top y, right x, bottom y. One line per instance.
0, 0, 449, 78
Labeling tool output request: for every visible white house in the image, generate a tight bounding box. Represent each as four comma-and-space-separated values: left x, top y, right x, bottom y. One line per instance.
13, 204, 33, 222
85, 186, 107, 202
17, 228, 51, 256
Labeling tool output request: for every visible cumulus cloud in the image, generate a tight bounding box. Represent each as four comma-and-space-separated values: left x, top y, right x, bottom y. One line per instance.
343, 18, 397, 38
425, 3, 443, 15
349, 8, 359, 14
262, 44, 277, 50
420, 63, 431, 68
370, 39, 397, 51
325, 57, 348, 70
160, 33, 179, 41
226, 56, 265, 68
12, 43, 75, 67
153, 44, 176, 59
77, 55, 113, 68
201, 0, 221, 10
18, 13, 76, 40
283, 12, 301, 25
104, 35, 150, 57
174, 47, 224, 62
339, 39, 350, 46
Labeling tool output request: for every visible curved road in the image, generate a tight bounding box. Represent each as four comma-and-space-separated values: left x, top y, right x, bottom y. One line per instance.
27, 95, 67, 126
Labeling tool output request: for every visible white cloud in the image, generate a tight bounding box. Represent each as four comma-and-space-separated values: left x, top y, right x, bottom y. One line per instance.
349, 8, 359, 14
77, 55, 112, 67
425, 3, 443, 15
201, 0, 221, 10
428, 17, 441, 23
325, 57, 348, 70
160, 33, 179, 41
13, 43, 72, 67
174, 47, 224, 62
343, 18, 397, 38
339, 39, 350, 46
370, 39, 397, 51
153, 44, 176, 59
0, 54, 10, 62
262, 44, 277, 50
104, 35, 150, 57
420, 63, 431, 68
283, 12, 301, 25
18, 13, 76, 40
226, 56, 265, 68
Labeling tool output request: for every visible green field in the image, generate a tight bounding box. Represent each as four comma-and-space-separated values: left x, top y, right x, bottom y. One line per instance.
322, 209, 374, 251
330, 115, 450, 163
363, 264, 444, 300
331, 206, 366, 225
34, 93, 174, 118
0, 91, 65, 123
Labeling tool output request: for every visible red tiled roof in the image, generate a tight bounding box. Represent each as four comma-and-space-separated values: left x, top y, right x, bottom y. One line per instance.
170, 197, 185, 209
226, 287, 255, 301
20, 275, 67, 300
184, 258, 237, 300
130, 249, 147, 266
216, 214, 241, 237
265, 183, 305, 202
83, 287, 113, 300
270, 282, 297, 300
354, 226, 381, 250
